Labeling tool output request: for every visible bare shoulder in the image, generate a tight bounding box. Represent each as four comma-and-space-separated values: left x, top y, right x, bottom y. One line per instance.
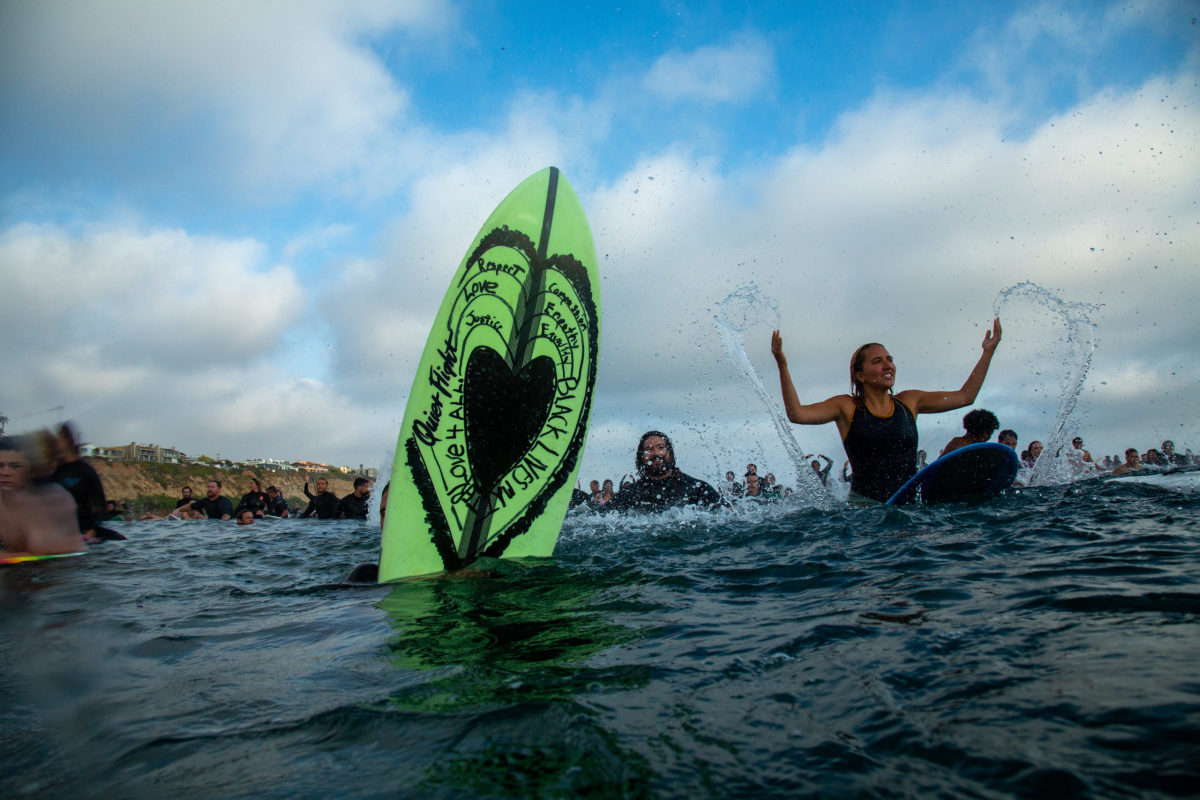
894, 390, 923, 414
827, 393, 857, 420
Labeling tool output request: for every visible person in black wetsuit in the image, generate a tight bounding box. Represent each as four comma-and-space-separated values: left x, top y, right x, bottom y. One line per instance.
178, 480, 234, 519
771, 319, 1002, 503
175, 486, 196, 510
607, 431, 724, 513
301, 476, 339, 519
337, 477, 371, 520
233, 478, 269, 518
52, 422, 107, 539
265, 485, 289, 517
807, 454, 833, 487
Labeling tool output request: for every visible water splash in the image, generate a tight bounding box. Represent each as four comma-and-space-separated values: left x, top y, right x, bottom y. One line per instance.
715, 283, 831, 508
994, 281, 1100, 486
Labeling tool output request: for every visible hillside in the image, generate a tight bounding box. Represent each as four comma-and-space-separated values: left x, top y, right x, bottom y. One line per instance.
90, 459, 366, 515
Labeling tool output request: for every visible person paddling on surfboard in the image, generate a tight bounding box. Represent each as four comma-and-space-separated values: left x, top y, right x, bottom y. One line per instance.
770, 318, 1002, 503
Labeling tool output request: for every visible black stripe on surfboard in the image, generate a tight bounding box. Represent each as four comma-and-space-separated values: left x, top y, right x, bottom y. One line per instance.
462, 167, 559, 564
538, 167, 559, 259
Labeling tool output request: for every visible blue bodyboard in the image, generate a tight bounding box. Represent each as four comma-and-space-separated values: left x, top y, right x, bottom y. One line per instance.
886, 442, 1019, 506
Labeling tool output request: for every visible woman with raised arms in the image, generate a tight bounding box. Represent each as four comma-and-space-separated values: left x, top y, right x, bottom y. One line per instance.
771, 319, 1002, 504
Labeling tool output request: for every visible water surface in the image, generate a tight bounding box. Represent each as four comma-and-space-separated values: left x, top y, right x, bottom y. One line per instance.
3, 473, 1198, 798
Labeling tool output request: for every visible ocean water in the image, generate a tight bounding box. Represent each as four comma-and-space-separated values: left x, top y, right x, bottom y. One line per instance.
3, 472, 1199, 799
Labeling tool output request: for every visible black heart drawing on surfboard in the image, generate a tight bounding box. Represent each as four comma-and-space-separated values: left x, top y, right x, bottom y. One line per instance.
402, 169, 599, 571
463, 348, 557, 498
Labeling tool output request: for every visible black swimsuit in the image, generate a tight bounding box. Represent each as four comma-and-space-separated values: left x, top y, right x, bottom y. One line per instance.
843, 397, 918, 502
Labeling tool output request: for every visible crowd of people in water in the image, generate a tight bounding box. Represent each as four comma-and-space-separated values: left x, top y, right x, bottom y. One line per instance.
566, 319, 1194, 513
4, 316, 1197, 559
146, 474, 374, 524
0, 423, 376, 557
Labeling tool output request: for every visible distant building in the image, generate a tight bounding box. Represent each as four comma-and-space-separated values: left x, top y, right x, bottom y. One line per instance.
292, 460, 332, 472
244, 458, 298, 471
87, 442, 188, 464
81, 444, 126, 460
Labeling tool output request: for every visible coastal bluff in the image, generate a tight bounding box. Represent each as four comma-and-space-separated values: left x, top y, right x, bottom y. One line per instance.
90, 459, 363, 514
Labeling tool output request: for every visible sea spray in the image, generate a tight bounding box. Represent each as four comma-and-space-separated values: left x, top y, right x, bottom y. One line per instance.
715, 284, 831, 507
994, 281, 1100, 486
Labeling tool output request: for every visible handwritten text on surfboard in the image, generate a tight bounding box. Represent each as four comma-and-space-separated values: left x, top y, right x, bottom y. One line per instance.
408, 224, 598, 561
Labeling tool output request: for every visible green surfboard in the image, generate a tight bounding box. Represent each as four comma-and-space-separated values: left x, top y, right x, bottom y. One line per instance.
379, 167, 600, 581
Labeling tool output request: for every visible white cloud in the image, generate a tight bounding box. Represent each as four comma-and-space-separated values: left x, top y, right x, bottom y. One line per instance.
319, 90, 613, 402
572, 69, 1200, 481
643, 33, 774, 104
0, 0, 455, 198
0, 223, 303, 366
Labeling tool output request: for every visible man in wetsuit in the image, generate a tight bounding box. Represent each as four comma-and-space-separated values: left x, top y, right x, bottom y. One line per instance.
178, 480, 233, 520
337, 477, 371, 520
52, 423, 107, 539
607, 431, 724, 513
1161, 440, 1190, 467
807, 454, 833, 487
175, 486, 196, 510
301, 476, 339, 519
265, 486, 289, 517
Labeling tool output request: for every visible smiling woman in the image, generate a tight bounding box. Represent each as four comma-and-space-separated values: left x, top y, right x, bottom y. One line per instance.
770, 319, 1002, 502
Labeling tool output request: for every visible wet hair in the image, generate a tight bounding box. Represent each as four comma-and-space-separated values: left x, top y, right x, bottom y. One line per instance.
57, 421, 80, 453
267, 485, 279, 493
28, 429, 58, 474
250, 478, 261, 490
635, 431, 675, 479
998, 429, 1017, 443
380, 482, 391, 529
850, 343, 887, 406
209, 479, 222, 489
353, 477, 369, 489
1125, 448, 1139, 458
962, 409, 999, 438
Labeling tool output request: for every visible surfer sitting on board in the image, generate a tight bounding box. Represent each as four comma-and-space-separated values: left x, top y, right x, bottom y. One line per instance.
607, 431, 725, 512
770, 318, 1002, 503
940, 409, 1000, 457
0, 435, 88, 557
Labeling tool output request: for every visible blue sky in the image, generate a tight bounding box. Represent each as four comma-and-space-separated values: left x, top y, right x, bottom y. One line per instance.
1, 0, 1197, 485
